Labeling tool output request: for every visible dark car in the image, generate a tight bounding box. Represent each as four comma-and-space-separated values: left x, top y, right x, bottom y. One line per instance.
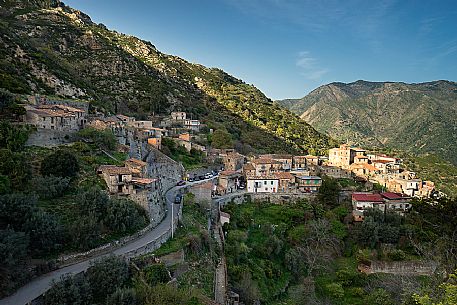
176, 180, 186, 186
188, 177, 194, 182
174, 194, 182, 204
198, 175, 205, 180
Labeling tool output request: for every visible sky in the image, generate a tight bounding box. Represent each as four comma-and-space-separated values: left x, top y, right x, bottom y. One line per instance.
65, 0, 457, 100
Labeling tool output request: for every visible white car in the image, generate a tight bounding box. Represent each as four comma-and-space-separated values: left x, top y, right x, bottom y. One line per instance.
204, 173, 213, 179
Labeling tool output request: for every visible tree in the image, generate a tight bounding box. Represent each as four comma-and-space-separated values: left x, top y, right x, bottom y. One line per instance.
105, 199, 147, 233
136, 283, 203, 305
365, 288, 395, 305
79, 188, 110, 221
0, 149, 30, 187
44, 274, 92, 305
0, 121, 31, 151
318, 176, 341, 207
412, 270, 457, 305
0, 229, 29, 298
0, 88, 14, 110
68, 213, 101, 250
77, 127, 117, 151
106, 288, 139, 305
0, 193, 36, 229
144, 263, 170, 287
29, 175, 70, 199
211, 129, 233, 149
41, 150, 80, 178
22, 211, 64, 256
86, 256, 130, 302
325, 282, 344, 299
0, 175, 10, 194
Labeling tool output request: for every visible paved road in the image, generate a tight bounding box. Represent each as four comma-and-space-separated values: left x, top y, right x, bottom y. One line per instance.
0, 178, 214, 305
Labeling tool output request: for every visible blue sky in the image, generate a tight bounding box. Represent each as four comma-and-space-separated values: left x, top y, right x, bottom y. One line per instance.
65, 0, 457, 100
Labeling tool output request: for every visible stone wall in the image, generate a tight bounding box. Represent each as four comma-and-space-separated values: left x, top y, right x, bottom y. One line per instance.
146, 147, 185, 192
362, 260, 437, 276
248, 192, 317, 204
25, 128, 76, 147
130, 189, 165, 227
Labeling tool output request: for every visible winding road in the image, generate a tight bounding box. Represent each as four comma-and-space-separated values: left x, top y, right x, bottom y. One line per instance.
0, 178, 215, 305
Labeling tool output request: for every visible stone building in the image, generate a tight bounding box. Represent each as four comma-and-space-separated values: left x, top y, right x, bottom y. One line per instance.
25, 104, 87, 131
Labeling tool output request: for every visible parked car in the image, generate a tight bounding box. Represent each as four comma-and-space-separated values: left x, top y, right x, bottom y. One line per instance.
198, 175, 205, 180
204, 173, 213, 179
176, 180, 186, 186
174, 194, 182, 204
188, 177, 194, 182
238, 184, 245, 190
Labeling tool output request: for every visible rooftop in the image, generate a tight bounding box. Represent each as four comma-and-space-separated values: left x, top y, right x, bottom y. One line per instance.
125, 158, 147, 167
98, 165, 132, 175
295, 175, 322, 180
246, 175, 278, 180
352, 193, 384, 202
381, 192, 410, 200
192, 182, 214, 190
243, 163, 255, 170
131, 178, 157, 185
253, 158, 281, 165
274, 172, 294, 179
219, 170, 241, 177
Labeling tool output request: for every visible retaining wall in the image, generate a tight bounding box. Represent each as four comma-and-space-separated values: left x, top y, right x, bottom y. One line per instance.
25, 129, 76, 147
362, 260, 438, 276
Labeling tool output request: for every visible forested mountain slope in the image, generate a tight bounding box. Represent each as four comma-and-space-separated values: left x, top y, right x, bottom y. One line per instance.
0, 0, 334, 154
278, 80, 457, 164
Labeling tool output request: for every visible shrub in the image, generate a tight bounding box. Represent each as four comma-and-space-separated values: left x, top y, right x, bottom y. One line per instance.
105, 199, 147, 233
77, 127, 117, 151
29, 175, 70, 199
44, 274, 92, 305
41, 150, 80, 178
106, 288, 139, 305
325, 282, 345, 299
86, 256, 130, 302
387, 249, 406, 261
144, 263, 170, 287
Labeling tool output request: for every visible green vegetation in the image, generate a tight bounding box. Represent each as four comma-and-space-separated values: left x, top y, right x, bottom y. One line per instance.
278, 80, 457, 165
223, 189, 457, 304
0, 2, 333, 155
402, 153, 457, 198
77, 127, 117, 151
0, 129, 147, 297
42, 199, 219, 305
146, 198, 217, 298
41, 149, 80, 178
161, 137, 204, 170
210, 128, 234, 149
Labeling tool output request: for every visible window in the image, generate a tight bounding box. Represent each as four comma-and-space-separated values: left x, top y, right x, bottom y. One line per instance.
264, 181, 267, 185
271, 181, 273, 185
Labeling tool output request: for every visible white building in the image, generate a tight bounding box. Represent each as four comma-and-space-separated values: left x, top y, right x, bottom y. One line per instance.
247, 176, 279, 193
184, 119, 201, 131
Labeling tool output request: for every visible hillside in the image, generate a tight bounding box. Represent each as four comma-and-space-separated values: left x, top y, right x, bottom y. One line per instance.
0, 0, 334, 155
278, 80, 457, 164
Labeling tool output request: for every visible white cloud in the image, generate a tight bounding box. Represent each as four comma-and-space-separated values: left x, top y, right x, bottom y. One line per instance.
296, 51, 328, 80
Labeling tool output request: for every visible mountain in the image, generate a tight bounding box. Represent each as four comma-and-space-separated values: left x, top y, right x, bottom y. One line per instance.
0, 0, 334, 155
278, 80, 457, 164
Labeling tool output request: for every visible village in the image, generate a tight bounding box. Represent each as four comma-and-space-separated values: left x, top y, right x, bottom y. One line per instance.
21, 95, 437, 224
